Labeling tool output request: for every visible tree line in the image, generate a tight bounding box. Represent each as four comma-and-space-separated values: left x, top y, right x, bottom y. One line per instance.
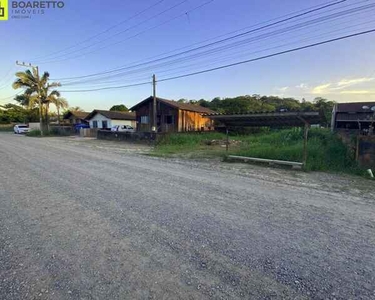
177, 95, 335, 126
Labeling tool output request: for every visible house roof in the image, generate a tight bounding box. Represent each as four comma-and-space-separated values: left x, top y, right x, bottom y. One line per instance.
130, 96, 216, 114
335, 102, 375, 113
204, 111, 322, 127
85, 110, 136, 121
63, 111, 90, 120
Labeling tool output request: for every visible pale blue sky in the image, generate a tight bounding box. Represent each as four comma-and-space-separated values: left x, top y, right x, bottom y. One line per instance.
1, 0, 375, 110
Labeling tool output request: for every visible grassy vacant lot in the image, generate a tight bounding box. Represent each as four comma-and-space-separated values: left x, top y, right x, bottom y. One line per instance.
154, 128, 365, 175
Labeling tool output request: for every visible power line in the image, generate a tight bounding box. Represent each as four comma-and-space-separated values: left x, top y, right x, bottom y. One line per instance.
41, 0, 214, 65
59, 3, 375, 86
158, 29, 375, 82
0, 92, 22, 101
52, 0, 348, 80
52, 0, 348, 81
30, 0, 166, 61
0, 66, 18, 90
35, 0, 190, 63
59, 28, 375, 92
107, 18, 375, 84
61, 81, 152, 92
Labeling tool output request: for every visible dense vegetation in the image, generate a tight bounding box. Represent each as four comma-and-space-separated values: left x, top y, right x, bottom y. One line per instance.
178, 95, 335, 126
155, 129, 364, 176
0, 103, 39, 124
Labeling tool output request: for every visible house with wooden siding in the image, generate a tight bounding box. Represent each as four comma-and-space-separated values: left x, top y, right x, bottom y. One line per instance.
130, 96, 216, 133
331, 102, 375, 133
63, 111, 90, 126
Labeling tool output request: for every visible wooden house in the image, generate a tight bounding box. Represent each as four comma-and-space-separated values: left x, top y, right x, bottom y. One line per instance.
130, 96, 216, 133
331, 102, 375, 133
63, 111, 90, 126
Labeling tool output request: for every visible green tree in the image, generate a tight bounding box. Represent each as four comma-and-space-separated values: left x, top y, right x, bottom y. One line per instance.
50, 97, 69, 126
313, 97, 335, 127
109, 104, 129, 112
12, 69, 61, 130
0, 103, 39, 124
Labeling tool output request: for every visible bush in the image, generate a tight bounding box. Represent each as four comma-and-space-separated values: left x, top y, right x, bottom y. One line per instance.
26, 130, 42, 137
26, 128, 71, 137
0, 125, 13, 132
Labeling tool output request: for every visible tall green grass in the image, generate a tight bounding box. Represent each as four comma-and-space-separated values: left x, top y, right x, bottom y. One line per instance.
233, 128, 360, 173
155, 129, 364, 175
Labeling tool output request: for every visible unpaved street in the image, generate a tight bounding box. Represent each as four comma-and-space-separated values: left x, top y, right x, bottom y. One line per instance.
0, 133, 374, 299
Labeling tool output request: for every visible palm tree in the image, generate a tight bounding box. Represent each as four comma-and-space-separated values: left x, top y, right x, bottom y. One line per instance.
14, 94, 32, 107
50, 96, 68, 126
43, 89, 61, 130
12, 69, 61, 130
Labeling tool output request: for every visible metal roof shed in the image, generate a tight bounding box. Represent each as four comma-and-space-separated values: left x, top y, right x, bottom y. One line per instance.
204, 111, 322, 168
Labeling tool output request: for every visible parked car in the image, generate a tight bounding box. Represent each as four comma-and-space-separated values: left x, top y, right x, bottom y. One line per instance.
111, 125, 135, 133
14, 124, 30, 134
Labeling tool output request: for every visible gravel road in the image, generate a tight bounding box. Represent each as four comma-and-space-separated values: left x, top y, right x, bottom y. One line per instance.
0, 133, 374, 300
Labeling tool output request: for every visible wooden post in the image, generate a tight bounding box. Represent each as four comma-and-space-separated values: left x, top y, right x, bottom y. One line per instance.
152, 74, 157, 133
226, 126, 229, 153
303, 123, 310, 167
356, 135, 360, 161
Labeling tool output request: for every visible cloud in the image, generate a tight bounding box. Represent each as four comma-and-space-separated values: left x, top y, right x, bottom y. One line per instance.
311, 83, 331, 94
337, 77, 374, 87
277, 86, 289, 92
310, 77, 375, 95
340, 90, 375, 95
296, 83, 308, 89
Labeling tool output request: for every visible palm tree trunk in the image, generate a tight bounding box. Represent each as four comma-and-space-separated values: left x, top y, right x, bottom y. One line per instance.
57, 106, 61, 134
45, 103, 50, 131
57, 107, 60, 126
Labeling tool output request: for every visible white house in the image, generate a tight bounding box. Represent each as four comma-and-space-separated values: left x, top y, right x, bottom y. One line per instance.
85, 110, 136, 129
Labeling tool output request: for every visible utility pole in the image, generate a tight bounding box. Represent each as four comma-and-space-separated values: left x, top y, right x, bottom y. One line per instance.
16, 61, 43, 136
152, 74, 157, 133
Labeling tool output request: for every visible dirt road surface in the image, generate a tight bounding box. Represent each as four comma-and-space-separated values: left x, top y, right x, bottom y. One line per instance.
0, 133, 374, 299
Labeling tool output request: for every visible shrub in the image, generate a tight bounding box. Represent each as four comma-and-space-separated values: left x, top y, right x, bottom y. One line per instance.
0, 125, 13, 132
26, 130, 42, 137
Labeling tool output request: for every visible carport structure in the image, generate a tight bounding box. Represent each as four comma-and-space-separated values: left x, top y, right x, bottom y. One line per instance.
204, 111, 322, 168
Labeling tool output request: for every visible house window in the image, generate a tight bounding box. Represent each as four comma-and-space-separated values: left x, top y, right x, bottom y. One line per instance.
93, 121, 98, 128
164, 115, 174, 124
102, 120, 108, 128
141, 116, 149, 124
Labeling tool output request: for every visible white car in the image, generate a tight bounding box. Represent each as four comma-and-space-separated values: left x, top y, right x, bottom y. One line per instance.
111, 125, 135, 133
14, 124, 30, 134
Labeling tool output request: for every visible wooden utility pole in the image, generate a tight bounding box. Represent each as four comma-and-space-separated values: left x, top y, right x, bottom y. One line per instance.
16, 61, 43, 136
152, 74, 157, 133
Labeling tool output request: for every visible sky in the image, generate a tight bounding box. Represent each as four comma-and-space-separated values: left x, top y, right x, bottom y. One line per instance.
0, 0, 375, 111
